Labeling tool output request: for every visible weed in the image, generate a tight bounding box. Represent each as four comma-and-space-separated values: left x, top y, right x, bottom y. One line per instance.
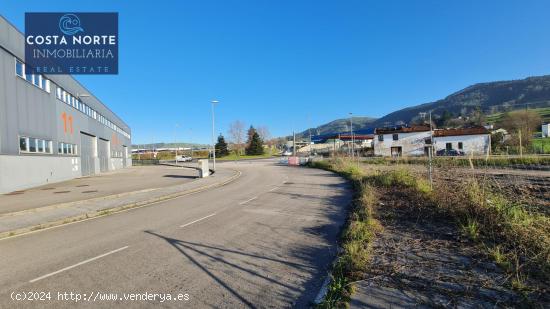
489, 245, 511, 271
461, 218, 480, 241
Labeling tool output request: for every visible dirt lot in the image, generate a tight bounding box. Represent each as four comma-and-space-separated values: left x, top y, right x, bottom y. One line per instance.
351, 186, 524, 308
364, 163, 550, 215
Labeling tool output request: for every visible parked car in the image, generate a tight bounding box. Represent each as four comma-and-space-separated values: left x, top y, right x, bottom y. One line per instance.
282, 150, 293, 156
436, 149, 464, 156
175, 155, 193, 162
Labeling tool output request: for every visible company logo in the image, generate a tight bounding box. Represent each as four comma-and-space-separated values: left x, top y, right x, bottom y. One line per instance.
58, 13, 84, 35
25, 13, 118, 75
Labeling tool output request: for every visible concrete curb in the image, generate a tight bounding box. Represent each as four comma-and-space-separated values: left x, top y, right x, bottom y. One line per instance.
0, 169, 241, 240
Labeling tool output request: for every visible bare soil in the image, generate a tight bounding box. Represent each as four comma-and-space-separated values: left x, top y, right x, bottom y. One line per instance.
350, 187, 527, 308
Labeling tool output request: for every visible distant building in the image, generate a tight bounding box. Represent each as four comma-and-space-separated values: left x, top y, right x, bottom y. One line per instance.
432, 127, 490, 155
374, 125, 490, 157
543, 123, 549, 138
374, 126, 431, 157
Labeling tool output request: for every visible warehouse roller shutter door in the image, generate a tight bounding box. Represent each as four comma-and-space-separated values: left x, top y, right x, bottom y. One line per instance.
80, 133, 96, 176
123, 146, 128, 167
98, 138, 110, 173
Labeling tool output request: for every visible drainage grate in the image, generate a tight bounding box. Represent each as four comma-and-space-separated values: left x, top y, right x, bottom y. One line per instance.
76, 184, 90, 187
54, 191, 71, 194
82, 190, 98, 193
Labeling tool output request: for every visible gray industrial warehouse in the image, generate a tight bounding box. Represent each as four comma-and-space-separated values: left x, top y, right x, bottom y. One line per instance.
0, 16, 131, 194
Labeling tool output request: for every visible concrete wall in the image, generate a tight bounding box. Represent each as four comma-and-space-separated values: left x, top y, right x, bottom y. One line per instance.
433, 134, 490, 155
0, 155, 80, 193
374, 131, 430, 157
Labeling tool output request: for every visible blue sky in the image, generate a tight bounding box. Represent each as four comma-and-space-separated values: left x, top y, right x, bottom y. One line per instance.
3, 0, 550, 144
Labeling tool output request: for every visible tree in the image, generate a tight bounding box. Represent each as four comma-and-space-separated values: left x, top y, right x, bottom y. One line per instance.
498, 110, 541, 147
491, 131, 505, 153
246, 126, 255, 148
215, 134, 229, 157
468, 106, 486, 126
256, 126, 271, 143
228, 120, 246, 155
435, 110, 453, 127
245, 127, 264, 155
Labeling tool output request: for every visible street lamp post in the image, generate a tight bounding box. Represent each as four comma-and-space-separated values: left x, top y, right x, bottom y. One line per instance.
174, 123, 179, 163
210, 100, 219, 172
188, 128, 193, 158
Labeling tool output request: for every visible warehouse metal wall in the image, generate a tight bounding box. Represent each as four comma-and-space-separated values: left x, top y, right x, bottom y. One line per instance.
0, 16, 132, 193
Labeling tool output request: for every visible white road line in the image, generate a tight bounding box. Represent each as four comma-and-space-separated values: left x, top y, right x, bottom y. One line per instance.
180, 213, 217, 228
268, 187, 279, 192
239, 196, 258, 205
29, 246, 129, 283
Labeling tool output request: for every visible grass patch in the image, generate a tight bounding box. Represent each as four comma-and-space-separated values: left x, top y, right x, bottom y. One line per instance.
216, 152, 275, 161
310, 159, 381, 308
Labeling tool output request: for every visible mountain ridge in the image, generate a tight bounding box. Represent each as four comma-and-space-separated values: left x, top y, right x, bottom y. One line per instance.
300, 75, 550, 137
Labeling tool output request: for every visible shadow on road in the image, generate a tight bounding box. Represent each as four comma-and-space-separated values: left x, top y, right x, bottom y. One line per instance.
162, 174, 198, 179
142, 171, 352, 308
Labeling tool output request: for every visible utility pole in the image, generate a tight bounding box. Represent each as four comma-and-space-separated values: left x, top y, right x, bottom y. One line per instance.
293, 131, 296, 156
428, 111, 433, 188
210, 100, 219, 172
349, 113, 354, 159
518, 129, 523, 158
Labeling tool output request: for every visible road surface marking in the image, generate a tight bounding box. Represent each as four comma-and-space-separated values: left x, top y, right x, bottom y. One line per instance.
29, 246, 129, 283
180, 213, 217, 228
268, 187, 279, 192
239, 196, 258, 205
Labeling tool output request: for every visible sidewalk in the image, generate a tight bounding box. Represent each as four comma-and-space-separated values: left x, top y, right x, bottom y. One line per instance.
0, 165, 199, 215
0, 167, 240, 239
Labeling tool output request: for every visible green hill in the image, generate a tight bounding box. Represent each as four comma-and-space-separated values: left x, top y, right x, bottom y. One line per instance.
305, 75, 550, 136
485, 106, 550, 124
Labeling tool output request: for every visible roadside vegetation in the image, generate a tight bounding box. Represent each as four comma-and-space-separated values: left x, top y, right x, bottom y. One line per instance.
310, 159, 381, 308
311, 157, 549, 307
360, 156, 550, 168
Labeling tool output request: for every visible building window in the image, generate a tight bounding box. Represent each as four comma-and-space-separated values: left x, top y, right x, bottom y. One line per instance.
19, 137, 28, 152
41, 77, 50, 93
28, 138, 37, 152
25, 72, 33, 83
446, 142, 452, 151
392, 134, 399, 141
33, 74, 40, 87
37, 139, 44, 152
20, 136, 52, 154
458, 142, 463, 150
15, 59, 24, 77
378, 135, 384, 142
59, 142, 78, 155
15, 58, 51, 93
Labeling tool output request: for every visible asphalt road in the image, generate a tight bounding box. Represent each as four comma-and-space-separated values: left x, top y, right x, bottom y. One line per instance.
0, 159, 351, 308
